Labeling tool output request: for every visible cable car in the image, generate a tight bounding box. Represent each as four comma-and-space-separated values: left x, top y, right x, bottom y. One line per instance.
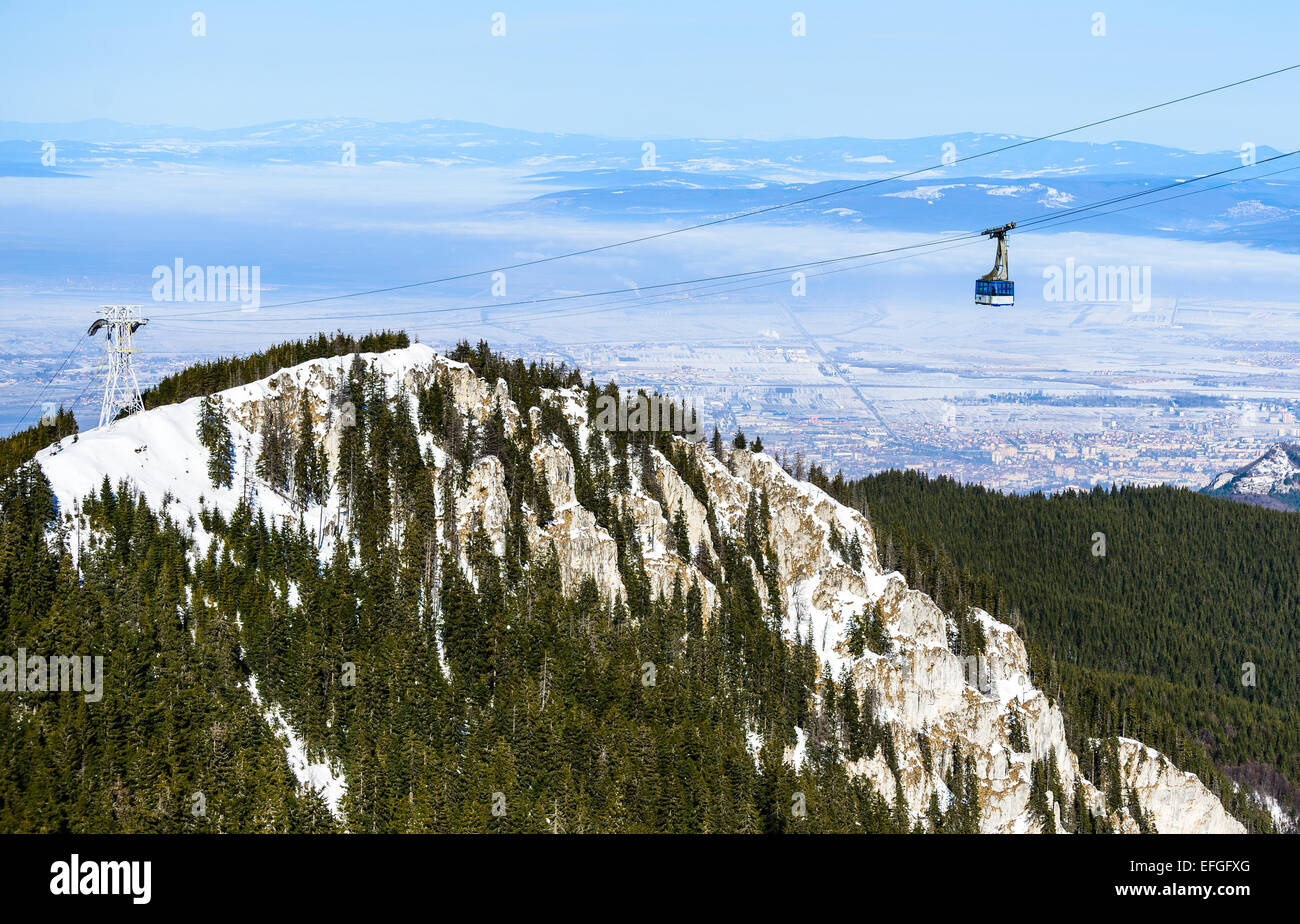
975, 222, 1015, 307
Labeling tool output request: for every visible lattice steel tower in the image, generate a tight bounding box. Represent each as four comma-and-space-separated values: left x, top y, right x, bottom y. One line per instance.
87, 305, 148, 428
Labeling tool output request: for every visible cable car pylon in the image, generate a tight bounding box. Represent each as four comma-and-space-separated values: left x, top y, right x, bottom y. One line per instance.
975, 222, 1015, 307
87, 305, 148, 428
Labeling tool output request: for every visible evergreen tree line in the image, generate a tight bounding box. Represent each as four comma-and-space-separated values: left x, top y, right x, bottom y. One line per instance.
0, 406, 78, 483
0, 467, 336, 831
137, 330, 410, 412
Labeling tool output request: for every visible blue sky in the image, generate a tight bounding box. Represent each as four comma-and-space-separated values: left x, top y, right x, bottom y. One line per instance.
2, 1, 1298, 149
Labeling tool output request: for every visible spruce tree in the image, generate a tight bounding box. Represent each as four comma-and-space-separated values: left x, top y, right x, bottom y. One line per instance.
197, 395, 235, 489
292, 393, 324, 506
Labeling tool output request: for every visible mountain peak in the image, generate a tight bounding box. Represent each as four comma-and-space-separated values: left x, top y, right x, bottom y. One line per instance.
1204, 441, 1300, 511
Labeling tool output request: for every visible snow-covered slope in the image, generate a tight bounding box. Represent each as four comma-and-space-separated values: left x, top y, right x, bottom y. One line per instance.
35, 344, 1245, 833
1204, 443, 1300, 512
39, 344, 461, 560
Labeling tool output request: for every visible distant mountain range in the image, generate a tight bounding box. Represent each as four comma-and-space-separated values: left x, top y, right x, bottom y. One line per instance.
1204, 443, 1300, 511
0, 116, 1279, 177
3, 117, 1297, 251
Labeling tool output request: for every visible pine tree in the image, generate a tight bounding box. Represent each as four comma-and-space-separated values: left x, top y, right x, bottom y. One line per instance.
671, 500, 691, 559
292, 393, 324, 506
257, 400, 292, 492
197, 395, 235, 488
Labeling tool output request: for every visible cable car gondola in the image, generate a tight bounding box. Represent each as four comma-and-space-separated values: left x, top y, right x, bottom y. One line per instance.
975, 222, 1015, 307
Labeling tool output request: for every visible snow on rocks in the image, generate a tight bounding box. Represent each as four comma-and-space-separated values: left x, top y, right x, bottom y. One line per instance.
1114, 738, 1245, 834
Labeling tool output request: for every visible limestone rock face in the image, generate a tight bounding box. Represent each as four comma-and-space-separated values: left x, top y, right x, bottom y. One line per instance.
438, 357, 521, 433
528, 504, 624, 607
521, 397, 1245, 834
725, 448, 881, 584
689, 446, 1234, 834
652, 449, 715, 559
642, 553, 720, 617
1113, 738, 1245, 834
531, 442, 577, 508
846, 579, 1087, 833
621, 493, 669, 555
455, 456, 510, 558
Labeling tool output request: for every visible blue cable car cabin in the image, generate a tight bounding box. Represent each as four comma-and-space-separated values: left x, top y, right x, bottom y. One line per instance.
975, 278, 1014, 307
975, 222, 1015, 307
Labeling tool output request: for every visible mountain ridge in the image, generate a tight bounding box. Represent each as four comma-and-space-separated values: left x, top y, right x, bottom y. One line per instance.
1204, 442, 1300, 511
2, 117, 1282, 178
28, 342, 1246, 832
